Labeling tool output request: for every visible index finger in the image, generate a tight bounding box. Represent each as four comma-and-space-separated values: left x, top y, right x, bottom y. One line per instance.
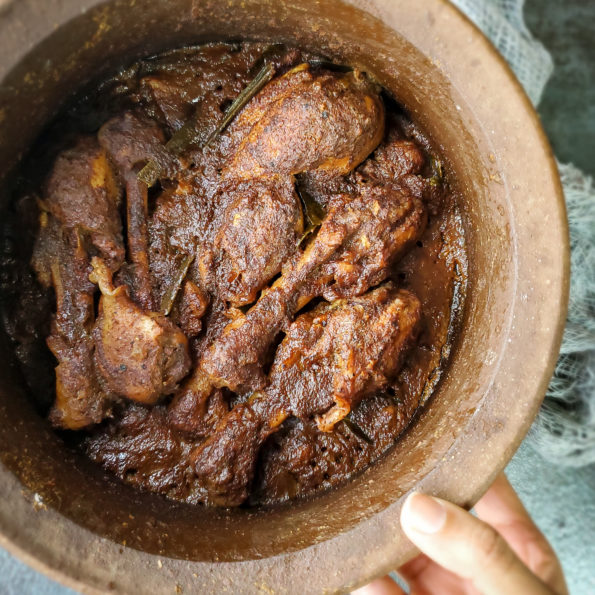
474, 473, 567, 595
474, 473, 531, 527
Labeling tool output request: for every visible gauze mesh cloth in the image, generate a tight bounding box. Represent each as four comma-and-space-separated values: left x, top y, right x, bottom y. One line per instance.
451, 0, 595, 466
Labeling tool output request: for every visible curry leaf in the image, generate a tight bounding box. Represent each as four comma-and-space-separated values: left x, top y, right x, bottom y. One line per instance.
342, 417, 373, 444
138, 62, 276, 186
160, 253, 194, 316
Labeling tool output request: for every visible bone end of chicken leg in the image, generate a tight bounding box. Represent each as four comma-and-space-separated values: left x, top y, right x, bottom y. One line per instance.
48, 332, 113, 430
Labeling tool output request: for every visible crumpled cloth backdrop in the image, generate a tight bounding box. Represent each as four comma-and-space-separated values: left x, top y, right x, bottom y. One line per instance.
451, 0, 595, 467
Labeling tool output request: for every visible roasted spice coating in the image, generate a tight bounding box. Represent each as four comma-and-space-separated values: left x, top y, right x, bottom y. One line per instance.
192, 285, 421, 505
31, 138, 124, 429
3, 42, 466, 507
200, 184, 425, 393
91, 258, 190, 405
41, 137, 124, 270
212, 176, 304, 305
224, 64, 384, 179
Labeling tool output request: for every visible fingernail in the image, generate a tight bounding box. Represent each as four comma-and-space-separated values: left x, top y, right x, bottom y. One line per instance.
402, 492, 447, 534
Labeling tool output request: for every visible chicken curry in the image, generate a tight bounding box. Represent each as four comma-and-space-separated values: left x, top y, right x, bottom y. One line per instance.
1, 43, 466, 507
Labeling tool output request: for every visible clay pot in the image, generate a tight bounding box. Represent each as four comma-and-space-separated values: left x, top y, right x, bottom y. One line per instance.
0, 0, 568, 593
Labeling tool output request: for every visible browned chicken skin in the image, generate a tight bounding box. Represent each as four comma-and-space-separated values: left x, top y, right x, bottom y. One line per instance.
200, 183, 425, 393
90, 258, 191, 405
31, 139, 125, 429
38, 221, 114, 429
192, 285, 421, 505
211, 64, 384, 306
225, 64, 384, 179
42, 137, 124, 270
213, 177, 303, 305
198, 90, 425, 393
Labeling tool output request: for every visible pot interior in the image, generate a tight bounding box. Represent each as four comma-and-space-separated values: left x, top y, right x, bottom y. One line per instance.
0, 0, 514, 563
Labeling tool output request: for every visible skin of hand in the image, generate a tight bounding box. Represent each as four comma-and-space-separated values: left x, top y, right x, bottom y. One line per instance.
353, 473, 568, 595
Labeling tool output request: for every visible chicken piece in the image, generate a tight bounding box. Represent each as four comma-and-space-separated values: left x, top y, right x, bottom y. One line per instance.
32, 218, 113, 429
213, 177, 303, 305
43, 137, 124, 271
295, 124, 429, 211
253, 395, 406, 504
147, 177, 214, 310
85, 403, 218, 504
138, 43, 285, 131
360, 138, 426, 181
98, 112, 177, 309
161, 64, 386, 421
225, 64, 384, 179
167, 367, 229, 437
86, 404, 192, 498
32, 137, 126, 430
166, 299, 236, 435
98, 111, 175, 175
210, 64, 382, 304
191, 285, 421, 505
271, 285, 422, 429
201, 183, 426, 392
189, 402, 264, 505
90, 258, 191, 405
48, 331, 112, 430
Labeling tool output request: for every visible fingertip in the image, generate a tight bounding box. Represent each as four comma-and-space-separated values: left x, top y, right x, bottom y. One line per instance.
401, 492, 447, 536
351, 575, 406, 595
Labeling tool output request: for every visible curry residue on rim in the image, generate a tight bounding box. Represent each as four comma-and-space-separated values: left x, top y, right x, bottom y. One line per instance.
1, 42, 467, 507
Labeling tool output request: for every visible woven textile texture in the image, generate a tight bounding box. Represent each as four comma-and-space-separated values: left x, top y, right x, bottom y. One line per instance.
451, 0, 595, 466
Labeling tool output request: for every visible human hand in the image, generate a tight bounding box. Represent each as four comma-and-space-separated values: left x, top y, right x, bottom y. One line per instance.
353, 473, 567, 595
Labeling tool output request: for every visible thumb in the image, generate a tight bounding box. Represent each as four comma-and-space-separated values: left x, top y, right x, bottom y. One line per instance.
400, 492, 556, 595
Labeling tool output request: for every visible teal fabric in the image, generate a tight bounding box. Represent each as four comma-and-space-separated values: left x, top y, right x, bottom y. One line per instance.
453, 0, 595, 470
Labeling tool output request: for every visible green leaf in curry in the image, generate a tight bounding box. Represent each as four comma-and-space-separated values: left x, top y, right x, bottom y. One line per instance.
160, 253, 194, 316
204, 61, 275, 148
296, 183, 326, 247
138, 61, 276, 187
